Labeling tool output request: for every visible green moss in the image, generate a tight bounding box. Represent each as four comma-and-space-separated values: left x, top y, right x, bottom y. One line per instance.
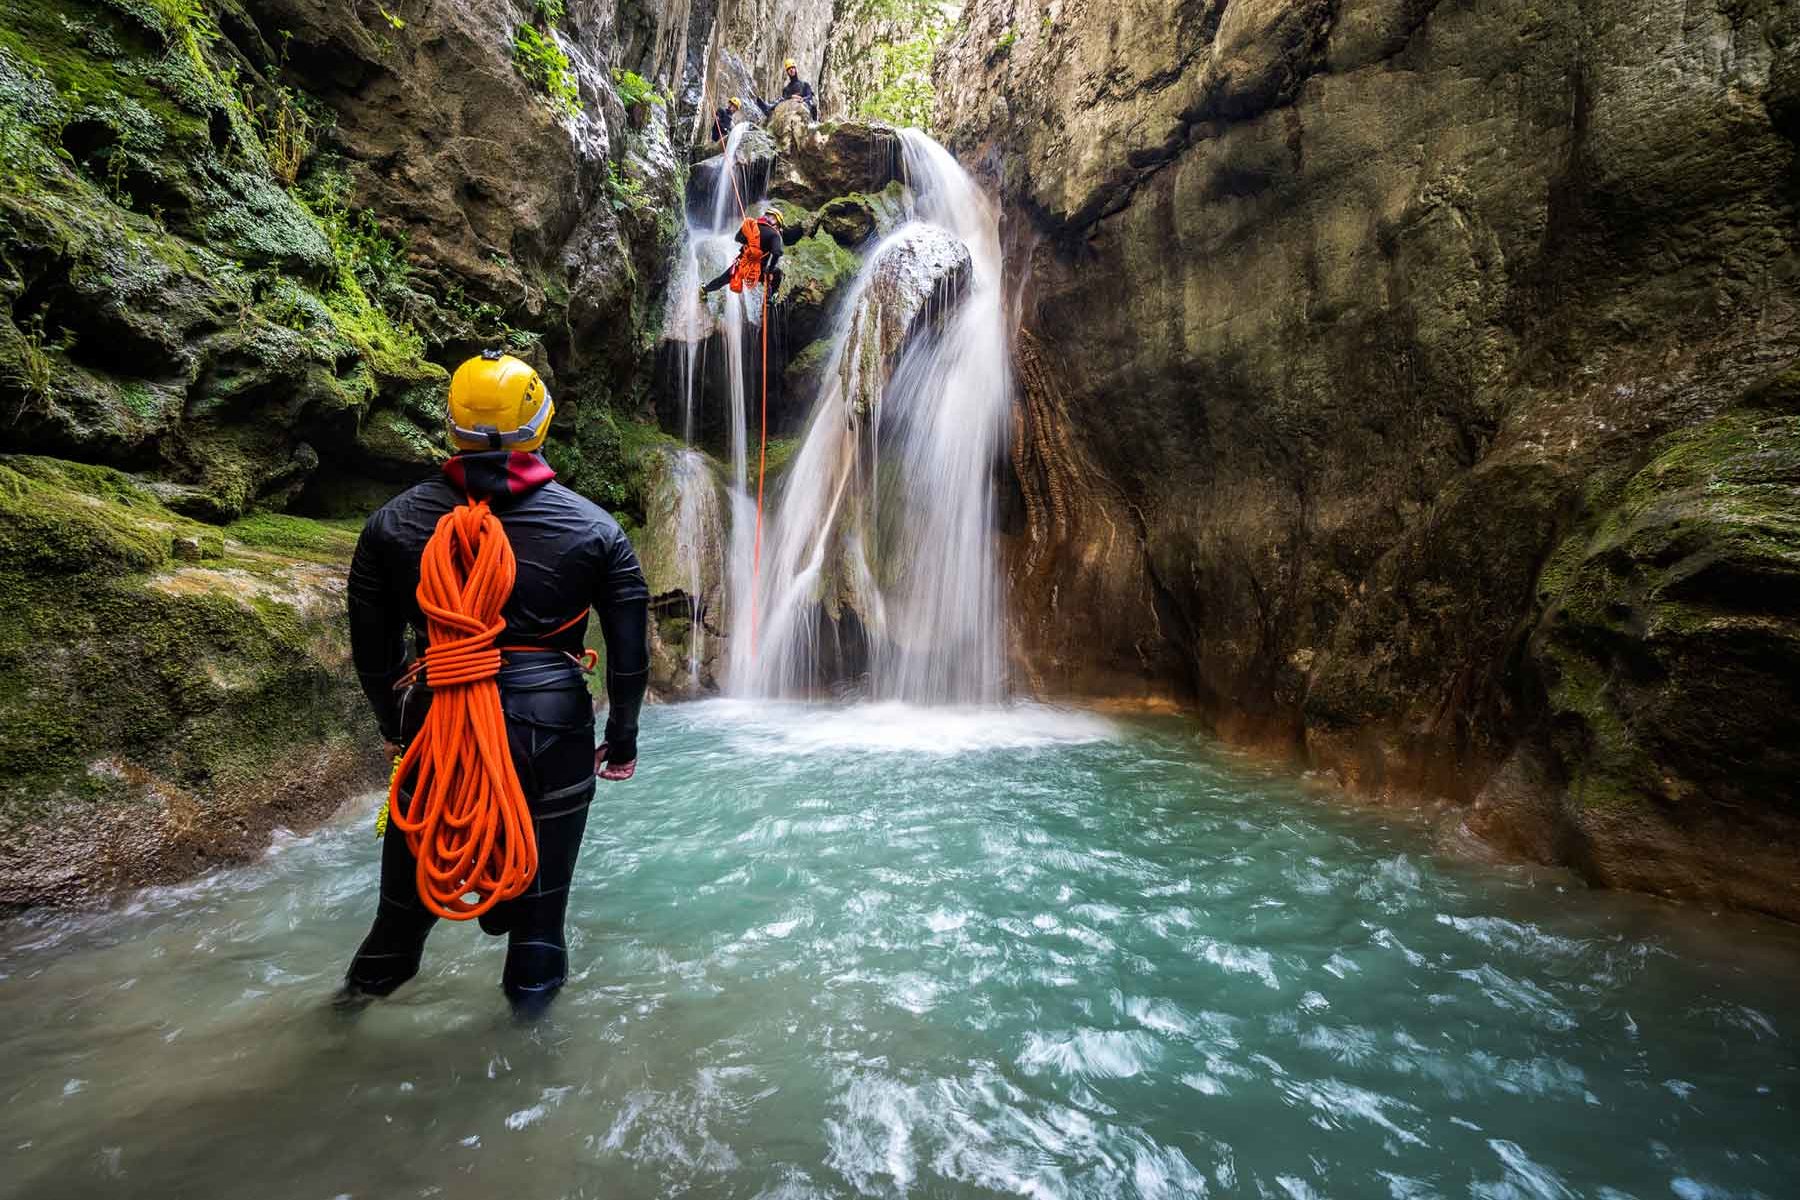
0, 453, 368, 836
0, 454, 183, 575
1535, 405, 1800, 819
224, 512, 362, 561
780, 229, 860, 308
542, 396, 676, 521
784, 336, 834, 384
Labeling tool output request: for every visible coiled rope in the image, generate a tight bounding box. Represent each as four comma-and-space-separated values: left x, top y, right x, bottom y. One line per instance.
386, 500, 538, 920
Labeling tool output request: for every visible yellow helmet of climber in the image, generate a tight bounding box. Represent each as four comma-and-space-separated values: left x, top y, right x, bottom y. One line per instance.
762, 206, 784, 227
728, 96, 742, 110
447, 350, 554, 453
784, 57, 796, 72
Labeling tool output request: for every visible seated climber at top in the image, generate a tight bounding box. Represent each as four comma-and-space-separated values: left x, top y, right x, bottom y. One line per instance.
755, 58, 817, 120
712, 96, 743, 143
700, 209, 785, 300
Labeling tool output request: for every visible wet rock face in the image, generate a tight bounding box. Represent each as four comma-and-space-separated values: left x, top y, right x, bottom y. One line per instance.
940, 0, 1800, 915
766, 105, 903, 210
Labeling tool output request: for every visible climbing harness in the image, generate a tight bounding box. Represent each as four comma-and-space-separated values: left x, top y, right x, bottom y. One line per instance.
382, 499, 539, 920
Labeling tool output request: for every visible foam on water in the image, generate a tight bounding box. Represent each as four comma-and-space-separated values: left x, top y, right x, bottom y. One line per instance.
1, 704, 1796, 1200
673, 698, 1116, 755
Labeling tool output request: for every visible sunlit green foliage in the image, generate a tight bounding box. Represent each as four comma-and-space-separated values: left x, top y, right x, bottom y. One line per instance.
512, 23, 578, 117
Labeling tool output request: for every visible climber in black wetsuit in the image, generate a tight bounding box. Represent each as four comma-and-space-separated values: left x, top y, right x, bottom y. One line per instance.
755, 58, 817, 120
341, 352, 648, 1016
712, 96, 743, 143
700, 210, 785, 299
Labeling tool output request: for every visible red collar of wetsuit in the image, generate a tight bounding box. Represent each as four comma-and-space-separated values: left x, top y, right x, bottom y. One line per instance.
442, 450, 556, 499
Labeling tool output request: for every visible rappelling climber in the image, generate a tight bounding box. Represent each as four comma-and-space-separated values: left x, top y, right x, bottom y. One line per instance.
712, 95, 743, 143
340, 350, 648, 1017
699, 208, 785, 300
754, 58, 816, 120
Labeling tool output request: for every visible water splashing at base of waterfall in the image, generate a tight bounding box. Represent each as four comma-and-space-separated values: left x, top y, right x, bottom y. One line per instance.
669, 450, 726, 687
730, 130, 1009, 704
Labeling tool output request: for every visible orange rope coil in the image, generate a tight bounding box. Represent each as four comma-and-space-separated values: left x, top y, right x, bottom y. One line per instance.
387, 500, 538, 920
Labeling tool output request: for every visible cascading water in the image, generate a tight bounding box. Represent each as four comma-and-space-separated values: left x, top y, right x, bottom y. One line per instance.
729, 130, 1009, 703
656, 122, 767, 693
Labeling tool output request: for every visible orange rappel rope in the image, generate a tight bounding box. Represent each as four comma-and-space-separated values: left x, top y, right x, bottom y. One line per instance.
752, 280, 769, 653
387, 500, 537, 920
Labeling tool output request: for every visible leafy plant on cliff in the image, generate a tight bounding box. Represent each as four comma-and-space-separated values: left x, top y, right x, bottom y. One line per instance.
611, 68, 660, 111
512, 24, 579, 118
241, 82, 316, 186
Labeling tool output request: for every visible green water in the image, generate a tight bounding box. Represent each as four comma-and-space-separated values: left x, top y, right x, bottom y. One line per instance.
2, 702, 1795, 1199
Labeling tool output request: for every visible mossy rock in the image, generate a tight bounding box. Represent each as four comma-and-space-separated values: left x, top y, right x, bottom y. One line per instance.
0, 453, 382, 907
780, 229, 860, 311
767, 198, 816, 240
816, 181, 907, 247
1522, 401, 1800, 914
784, 335, 834, 388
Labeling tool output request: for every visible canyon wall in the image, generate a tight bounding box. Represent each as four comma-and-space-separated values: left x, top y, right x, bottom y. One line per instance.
939, 0, 1800, 919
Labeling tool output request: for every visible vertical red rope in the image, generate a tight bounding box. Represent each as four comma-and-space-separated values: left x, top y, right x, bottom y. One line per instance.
752, 280, 769, 656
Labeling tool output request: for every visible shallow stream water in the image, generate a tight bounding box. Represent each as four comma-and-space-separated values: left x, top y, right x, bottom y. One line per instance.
2, 703, 1795, 1199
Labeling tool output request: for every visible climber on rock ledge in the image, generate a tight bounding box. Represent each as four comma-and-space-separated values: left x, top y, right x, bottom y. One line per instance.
712, 96, 743, 143
755, 58, 817, 120
700, 208, 785, 301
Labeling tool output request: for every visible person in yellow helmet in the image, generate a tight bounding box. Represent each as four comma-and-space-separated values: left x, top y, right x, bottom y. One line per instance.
341, 350, 649, 1016
700, 207, 785, 300
712, 95, 743, 144
754, 56, 816, 119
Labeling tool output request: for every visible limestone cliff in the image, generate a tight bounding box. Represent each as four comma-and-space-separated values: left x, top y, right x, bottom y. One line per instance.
939, 0, 1800, 919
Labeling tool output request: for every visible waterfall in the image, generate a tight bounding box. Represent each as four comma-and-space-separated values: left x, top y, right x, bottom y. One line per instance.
728, 130, 1009, 704
655, 121, 766, 695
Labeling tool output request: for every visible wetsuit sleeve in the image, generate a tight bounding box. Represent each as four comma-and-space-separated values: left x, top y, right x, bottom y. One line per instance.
592, 525, 650, 763
701, 264, 735, 293
348, 513, 408, 741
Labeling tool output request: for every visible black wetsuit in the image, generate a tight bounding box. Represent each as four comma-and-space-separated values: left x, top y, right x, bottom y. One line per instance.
713, 106, 737, 141
343, 449, 648, 1013
702, 219, 784, 296
757, 74, 817, 119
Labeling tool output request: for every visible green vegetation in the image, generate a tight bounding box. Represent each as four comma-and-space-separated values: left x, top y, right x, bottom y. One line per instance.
0, 455, 373, 877
780, 229, 860, 308
606, 161, 652, 215
612, 67, 660, 110
844, 0, 953, 131
512, 23, 579, 117
542, 385, 675, 520
533, 0, 564, 25
293, 166, 440, 387
225, 511, 362, 560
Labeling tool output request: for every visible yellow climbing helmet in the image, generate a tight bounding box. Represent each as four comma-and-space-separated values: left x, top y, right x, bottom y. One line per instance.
447, 351, 554, 453
728, 96, 742, 110
784, 58, 796, 71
